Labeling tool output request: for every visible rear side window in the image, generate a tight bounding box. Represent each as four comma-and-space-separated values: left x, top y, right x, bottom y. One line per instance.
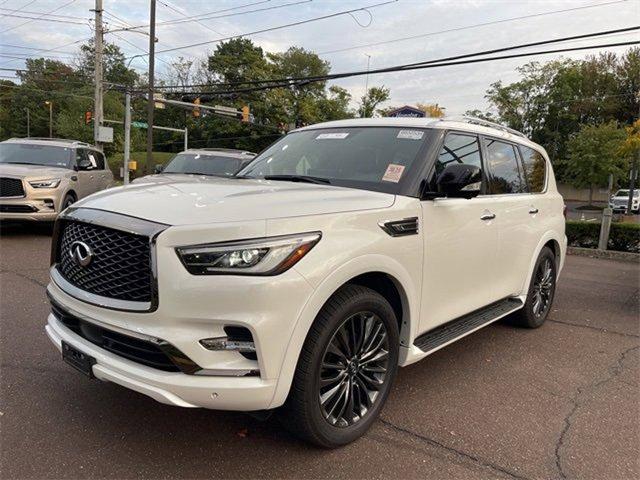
485, 139, 525, 194
519, 146, 546, 192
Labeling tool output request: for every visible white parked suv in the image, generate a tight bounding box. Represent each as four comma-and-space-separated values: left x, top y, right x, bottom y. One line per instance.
45, 117, 566, 447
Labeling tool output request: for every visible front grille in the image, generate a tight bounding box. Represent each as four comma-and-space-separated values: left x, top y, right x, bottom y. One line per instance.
614, 199, 628, 206
0, 204, 36, 213
51, 303, 192, 373
57, 220, 152, 303
0, 177, 25, 197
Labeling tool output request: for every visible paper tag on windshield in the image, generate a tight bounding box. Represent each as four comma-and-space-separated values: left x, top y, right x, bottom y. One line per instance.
382, 164, 405, 183
397, 130, 424, 140
316, 132, 349, 140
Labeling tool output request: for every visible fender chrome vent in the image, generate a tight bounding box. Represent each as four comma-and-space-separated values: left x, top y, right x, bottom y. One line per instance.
379, 217, 419, 237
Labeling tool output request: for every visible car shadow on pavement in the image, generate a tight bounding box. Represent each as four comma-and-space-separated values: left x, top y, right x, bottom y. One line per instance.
0, 221, 54, 237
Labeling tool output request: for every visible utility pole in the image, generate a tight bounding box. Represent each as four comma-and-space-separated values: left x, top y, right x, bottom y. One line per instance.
627, 94, 639, 214
145, 0, 156, 176
25, 108, 30, 137
123, 92, 131, 185
93, 0, 104, 152
45, 101, 52, 137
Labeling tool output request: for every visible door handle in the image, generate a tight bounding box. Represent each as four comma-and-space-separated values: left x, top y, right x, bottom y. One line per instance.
529, 208, 539, 215
480, 212, 496, 221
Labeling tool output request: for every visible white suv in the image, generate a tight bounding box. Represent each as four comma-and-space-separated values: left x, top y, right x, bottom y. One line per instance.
45, 117, 566, 447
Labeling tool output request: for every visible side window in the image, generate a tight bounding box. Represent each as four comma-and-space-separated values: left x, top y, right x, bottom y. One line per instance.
435, 133, 483, 176
75, 148, 87, 166
485, 139, 526, 194
90, 151, 105, 169
519, 146, 546, 193
86, 151, 101, 169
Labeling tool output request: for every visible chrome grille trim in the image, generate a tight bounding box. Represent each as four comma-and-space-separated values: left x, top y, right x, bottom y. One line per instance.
51, 208, 168, 312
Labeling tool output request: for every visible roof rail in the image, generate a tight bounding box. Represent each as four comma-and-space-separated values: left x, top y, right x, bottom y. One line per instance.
191, 148, 256, 155
17, 137, 92, 146
442, 116, 527, 139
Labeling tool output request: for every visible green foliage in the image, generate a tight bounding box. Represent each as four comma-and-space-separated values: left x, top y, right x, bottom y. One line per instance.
566, 220, 640, 253
358, 86, 390, 118
480, 48, 639, 183
565, 121, 629, 204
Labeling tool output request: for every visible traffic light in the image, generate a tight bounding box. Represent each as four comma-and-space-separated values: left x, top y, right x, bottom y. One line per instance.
84, 111, 92, 125
193, 97, 200, 118
241, 105, 250, 123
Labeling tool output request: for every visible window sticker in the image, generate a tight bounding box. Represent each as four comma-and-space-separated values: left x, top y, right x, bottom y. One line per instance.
382, 164, 405, 183
87, 154, 97, 167
397, 130, 424, 140
316, 132, 349, 140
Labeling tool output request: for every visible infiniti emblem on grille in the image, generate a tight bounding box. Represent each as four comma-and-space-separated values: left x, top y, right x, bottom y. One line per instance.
69, 241, 93, 268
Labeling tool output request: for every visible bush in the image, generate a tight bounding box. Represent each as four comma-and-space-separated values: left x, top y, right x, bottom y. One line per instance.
566, 221, 640, 253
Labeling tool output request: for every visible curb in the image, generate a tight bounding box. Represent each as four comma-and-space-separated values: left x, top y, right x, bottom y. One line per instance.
567, 246, 640, 263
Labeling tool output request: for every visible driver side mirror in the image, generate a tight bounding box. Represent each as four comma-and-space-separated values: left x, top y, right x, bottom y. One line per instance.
436, 163, 482, 199
154, 164, 164, 174
77, 158, 94, 171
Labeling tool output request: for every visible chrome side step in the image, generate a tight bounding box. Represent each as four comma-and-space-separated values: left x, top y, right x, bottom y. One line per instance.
413, 298, 523, 354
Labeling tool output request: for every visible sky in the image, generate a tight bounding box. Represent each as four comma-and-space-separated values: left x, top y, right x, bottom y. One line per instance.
0, 0, 638, 115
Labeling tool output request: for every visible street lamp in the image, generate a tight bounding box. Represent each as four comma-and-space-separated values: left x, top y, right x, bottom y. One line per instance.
44, 101, 53, 138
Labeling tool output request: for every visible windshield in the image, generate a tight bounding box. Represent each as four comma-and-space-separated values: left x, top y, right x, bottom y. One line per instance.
0, 143, 72, 168
163, 152, 246, 177
239, 127, 432, 194
614, 190, 638, 197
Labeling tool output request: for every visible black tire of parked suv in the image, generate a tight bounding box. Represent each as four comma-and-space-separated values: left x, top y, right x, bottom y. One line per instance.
281, 284, 399, 448
509, 246, 557, 329
62, 194, 75, 211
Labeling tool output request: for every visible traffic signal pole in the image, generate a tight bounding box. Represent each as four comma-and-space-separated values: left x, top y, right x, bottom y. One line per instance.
123, 92, 131, 185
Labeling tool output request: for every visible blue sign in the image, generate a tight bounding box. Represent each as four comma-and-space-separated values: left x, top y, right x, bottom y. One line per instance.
387, 105, 426, 118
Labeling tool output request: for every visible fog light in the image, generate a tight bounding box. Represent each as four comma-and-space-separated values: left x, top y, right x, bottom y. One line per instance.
200, 336, 256, 353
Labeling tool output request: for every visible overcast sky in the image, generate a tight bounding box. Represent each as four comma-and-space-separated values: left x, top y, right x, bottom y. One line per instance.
0, 0, 638, 114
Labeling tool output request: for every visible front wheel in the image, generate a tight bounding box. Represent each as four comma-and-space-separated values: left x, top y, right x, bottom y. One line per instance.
281, 284, 399, 447
510, 246, 557, 328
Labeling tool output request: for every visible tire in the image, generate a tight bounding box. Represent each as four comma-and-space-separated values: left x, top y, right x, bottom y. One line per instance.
510, 246, 557, 328
281, 284, 399, 448
61, 194, 75, 211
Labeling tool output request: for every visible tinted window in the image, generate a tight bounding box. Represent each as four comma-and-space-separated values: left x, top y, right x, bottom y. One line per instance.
0, 143, 72, 168
240, 127, 433, 194
163, 153, 246, 177
86, 150, 105, 169
519, 146, 546, 192
435, 133, 482, 175
485, 139, 525, 194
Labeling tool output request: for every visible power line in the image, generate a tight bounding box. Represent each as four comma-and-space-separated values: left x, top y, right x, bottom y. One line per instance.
0, 6, 88, 21
0, 83, 94, 100
140, 0, 398, 56
0, 43, 77, 55
112, 0, 273, 32
0, 36, 92, 68
0, 0, 80, 34
179, 40, 640, 97
1, 0, 38, 14
157, 0, 224, 36
0, 12, 88, 25
154, 26, 640, 90
317, 0, 629, 56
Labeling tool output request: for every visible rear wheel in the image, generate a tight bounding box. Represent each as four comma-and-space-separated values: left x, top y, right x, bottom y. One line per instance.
281, 284, 399, 447
510, 246, 557, 328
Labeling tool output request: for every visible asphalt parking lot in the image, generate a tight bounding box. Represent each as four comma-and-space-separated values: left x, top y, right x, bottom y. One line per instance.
1, 223, 638, 480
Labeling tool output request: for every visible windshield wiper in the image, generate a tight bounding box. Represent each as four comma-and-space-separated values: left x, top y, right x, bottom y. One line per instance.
263, 174, 331, 185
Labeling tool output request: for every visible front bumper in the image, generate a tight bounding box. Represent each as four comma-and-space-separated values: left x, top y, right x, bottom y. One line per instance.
0, 197, 58, 221
46, 314, 276, 410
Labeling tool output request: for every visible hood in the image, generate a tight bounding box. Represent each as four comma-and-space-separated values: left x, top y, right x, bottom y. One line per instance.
0, 163, 70, 178
75, 176, 396, 225
131, 173, 231, 185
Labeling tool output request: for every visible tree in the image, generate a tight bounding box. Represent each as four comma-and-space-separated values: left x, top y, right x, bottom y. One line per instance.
483, 48, 639, 182
358, 86, 390, 118
566, 121, 628, 205
417, 102, 445, 118
77, 41, 138, 86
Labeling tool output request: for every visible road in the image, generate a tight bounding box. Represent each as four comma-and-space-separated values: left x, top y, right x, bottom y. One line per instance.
1, 223, 638, 480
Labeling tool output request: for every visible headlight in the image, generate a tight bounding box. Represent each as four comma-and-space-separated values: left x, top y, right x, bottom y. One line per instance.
176, 232, 321, 275
29, 178, 61, 188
